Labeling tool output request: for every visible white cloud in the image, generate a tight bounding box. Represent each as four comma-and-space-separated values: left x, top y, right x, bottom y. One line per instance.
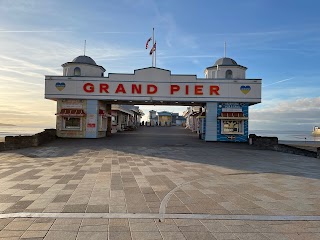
263, 77, 295, 87
250, 97, 320, 131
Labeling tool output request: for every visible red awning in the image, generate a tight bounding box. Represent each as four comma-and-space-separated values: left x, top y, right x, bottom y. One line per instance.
221, 112, 244, 118
99, 109, 112, 118
56, 109, 86, 117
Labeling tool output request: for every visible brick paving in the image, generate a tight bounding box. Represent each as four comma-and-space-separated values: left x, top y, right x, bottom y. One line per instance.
0, 126, 320, 239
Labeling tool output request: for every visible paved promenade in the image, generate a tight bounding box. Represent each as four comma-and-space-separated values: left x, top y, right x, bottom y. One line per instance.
0, 126, 320, 239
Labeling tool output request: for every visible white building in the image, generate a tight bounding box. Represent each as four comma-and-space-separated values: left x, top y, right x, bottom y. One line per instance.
45, 54, 261, 142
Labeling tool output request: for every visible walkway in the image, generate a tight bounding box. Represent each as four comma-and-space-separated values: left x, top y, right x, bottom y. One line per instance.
0, 127, 320, 239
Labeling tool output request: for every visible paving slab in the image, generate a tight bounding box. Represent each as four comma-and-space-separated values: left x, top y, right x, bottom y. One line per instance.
0, 126, 320, 238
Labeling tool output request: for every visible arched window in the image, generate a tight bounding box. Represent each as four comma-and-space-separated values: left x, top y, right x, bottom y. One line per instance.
74, 67, 81, 76
226, 70, 233, 79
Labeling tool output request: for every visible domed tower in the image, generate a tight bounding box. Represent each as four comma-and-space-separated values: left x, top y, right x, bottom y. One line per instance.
204, 57, 247, 79
62, 55, 106, 77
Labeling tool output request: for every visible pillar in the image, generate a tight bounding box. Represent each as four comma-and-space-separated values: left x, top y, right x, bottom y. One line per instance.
204, 102, 218, 141
106, 104, 112, 136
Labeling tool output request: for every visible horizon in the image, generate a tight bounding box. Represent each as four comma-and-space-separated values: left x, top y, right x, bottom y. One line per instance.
0, 0, 319, 132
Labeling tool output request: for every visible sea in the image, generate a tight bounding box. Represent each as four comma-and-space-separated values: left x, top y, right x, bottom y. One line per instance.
0, 126, 319, 142
0, 126, 53, 138
249, 130, 320, 143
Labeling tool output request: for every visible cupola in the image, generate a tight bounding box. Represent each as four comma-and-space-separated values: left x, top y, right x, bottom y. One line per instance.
204, 57, 247, 79
62, 55, 106, 77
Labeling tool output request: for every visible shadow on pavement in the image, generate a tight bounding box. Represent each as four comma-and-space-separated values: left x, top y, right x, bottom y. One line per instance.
15, 126, 320, 180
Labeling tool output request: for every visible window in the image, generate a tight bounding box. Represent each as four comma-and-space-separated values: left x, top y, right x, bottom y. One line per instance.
225, 70, 233, 79
112, 116, 117, 125
63, 117, 81, 130
222, 120, 243, 134
99, 116, 107, 131
74, 67, 81, 76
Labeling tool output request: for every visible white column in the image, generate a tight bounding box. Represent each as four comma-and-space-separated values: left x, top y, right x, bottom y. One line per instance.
205, 102, 218, 141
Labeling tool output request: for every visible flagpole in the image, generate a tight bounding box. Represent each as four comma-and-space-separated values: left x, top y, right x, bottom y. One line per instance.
152, 28, 155, 67
155, 41, 157, 67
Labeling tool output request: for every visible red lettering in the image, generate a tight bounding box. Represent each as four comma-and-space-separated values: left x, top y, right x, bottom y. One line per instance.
83, 83, 94, 93
147, 84, 157, 94
210, 85, 220, 95
100, 83, 109, 93
132, 84, 142, 94
115, 84, 126, 94
185, 85, 189, 95
194, 85, 203, 95
170, 85, 180, 95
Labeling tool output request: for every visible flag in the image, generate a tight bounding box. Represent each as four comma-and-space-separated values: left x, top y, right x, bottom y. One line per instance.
145, 37, 152, 49
149, 41, 156, 55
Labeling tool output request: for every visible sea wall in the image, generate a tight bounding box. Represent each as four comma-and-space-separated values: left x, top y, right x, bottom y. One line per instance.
0, 129, 57, 151
249, 134, 320, 159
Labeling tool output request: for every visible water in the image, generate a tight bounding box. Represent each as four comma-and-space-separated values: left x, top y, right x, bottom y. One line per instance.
0, 126, 51, 138
250, 130, 320, 142
1, 126, 319, 143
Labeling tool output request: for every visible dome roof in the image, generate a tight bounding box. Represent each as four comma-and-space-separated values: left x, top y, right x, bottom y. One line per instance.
72, 55, 97, 65
214, 57, 238, 66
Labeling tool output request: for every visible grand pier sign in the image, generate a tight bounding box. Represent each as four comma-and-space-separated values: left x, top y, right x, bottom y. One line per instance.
45, 67, 261, 105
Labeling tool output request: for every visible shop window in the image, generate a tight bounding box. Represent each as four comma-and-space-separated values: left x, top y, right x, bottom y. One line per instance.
74, 67, 81, 76
225, 70, 233, 79
222, 120, 243, 134
112, 116, 117, 125
99, 116, 107, 131
63, 117, 81, 130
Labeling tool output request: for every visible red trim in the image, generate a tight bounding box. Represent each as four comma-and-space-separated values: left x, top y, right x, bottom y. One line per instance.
221, 112, 244, 117
99, 109, 112, 118
56, 109, 86, 117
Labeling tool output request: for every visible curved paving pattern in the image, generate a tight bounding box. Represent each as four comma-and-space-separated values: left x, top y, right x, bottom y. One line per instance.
0, 127, 320, 239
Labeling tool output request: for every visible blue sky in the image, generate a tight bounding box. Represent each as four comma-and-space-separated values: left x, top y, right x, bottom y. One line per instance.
0, 0, 319, 132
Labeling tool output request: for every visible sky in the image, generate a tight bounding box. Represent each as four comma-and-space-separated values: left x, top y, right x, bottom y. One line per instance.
0, 0, 319, 132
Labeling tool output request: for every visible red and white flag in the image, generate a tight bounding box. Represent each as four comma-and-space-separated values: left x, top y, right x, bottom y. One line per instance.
149, 41, 156, 55
145, 37, 152, 49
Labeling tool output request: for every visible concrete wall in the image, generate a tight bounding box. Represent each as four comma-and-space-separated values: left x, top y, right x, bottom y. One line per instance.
0, 129, 57, 151
249, 134, 320, 159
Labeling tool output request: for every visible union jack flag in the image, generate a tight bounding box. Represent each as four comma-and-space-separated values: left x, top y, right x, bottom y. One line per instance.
149, 42, 156, 55
145, 37, 152, 49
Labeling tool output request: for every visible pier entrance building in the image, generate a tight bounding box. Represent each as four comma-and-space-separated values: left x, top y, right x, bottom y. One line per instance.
45, 55, 261, 142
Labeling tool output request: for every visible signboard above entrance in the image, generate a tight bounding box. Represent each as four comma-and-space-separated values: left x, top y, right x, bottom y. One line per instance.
45, 67, 261, 104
